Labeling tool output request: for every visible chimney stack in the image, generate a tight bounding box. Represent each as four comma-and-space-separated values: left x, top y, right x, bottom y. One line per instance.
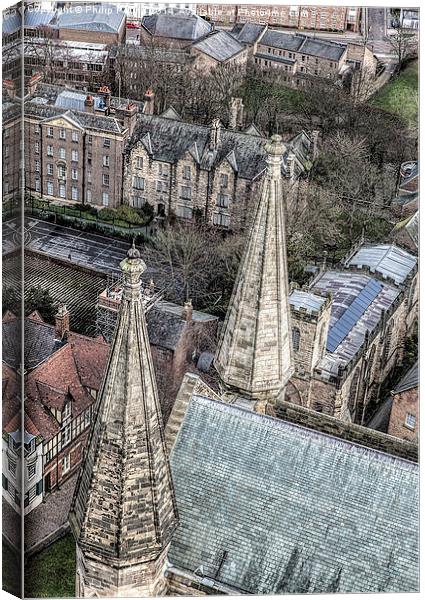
229, 97, 244, 130
98, 85, 111, 114
143, 88, 155, 115
182, 299, 193, 322
27, 72, 42, 96
84, 94, 95, 113
118, 101, 139, 136
209, 118, 222, 150
55, 304, 70, 339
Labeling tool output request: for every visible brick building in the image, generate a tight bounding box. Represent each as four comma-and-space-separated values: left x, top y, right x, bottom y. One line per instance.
197, 4, 361, 32
124, 110, 314, 231
17, 81, 143, 208
387, 361, 418, 441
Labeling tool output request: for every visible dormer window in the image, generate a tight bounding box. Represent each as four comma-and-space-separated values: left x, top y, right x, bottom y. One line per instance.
8, 435, 20, 454
24, 438, 36, 456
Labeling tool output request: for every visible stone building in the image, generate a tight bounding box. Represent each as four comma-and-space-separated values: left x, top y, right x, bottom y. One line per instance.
124, 110, 314, 231
71, 137, 418, 596
286, 243, 418, 424
190, 29, 248, 71
197, 4, 361, 32
2, 309, 109, 512
387, 361, 418, 441
19, 81, 142, 208
140, 11, 212, 49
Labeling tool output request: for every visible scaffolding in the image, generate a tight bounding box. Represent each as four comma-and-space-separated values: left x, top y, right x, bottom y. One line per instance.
95, 270, 164, 342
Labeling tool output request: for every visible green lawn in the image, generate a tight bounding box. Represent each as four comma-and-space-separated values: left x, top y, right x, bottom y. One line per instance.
25, 534, 76, 598
372, 60, 418, 126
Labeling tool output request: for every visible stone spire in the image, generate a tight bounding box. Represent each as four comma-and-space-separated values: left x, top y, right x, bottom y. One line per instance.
69, 242, 178, 597
214, 134, 294, 410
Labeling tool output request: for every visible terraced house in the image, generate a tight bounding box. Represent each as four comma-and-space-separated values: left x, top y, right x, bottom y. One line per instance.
124, 109, 315, 230
16, 81, 143, 208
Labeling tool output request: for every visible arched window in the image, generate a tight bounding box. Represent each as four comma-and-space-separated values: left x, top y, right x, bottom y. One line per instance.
292, 327, 301, 352
348, 368, 360, 417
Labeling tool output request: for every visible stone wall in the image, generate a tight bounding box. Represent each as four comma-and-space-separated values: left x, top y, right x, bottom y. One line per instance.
387, 387, 418, 442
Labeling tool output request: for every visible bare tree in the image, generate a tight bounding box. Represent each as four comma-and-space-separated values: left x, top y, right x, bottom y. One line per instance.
389, 27, 418, 71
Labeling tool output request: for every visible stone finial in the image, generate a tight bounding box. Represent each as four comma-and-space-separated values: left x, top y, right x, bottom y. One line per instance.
265, 134, 285, 179
182, 299, 193, 322
120, 242, 146, 301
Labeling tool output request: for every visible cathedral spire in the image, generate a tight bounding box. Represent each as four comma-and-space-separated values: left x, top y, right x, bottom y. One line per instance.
214, 134, 294, 409
69, 245, 178, 597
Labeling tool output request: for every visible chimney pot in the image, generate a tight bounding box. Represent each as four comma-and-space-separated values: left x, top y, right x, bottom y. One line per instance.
182, 299, 193, 322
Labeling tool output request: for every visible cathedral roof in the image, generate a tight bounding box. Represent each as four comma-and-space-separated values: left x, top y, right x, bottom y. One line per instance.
69, 246, 178, 564
168, 395, 419, 594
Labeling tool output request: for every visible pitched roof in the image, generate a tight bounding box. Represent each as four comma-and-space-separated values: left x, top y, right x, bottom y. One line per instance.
346, 244, 417, 286
193, 30, 245, 62
260, 30, 305, 51
232, 22, 267, 45
54, 4, 125, 34
142, 12, 211, 41
127, 115, 312, 181
169, 395, 419, 594
298, 36, 347, 61
393, 361, 418, 394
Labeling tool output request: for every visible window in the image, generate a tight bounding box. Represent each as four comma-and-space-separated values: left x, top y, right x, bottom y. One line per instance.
4, 164, 8, 175
72, 130, 79, 142
24, 438, 35, 456
59, 128, 66, 139
86, 189, 92, 203
62, 424, 71, 447
72, 168, 78, 180
176, 205, 192, 219
47, 126, 53, 137
71, 150, 78, 162
47, 163, 53, 175
35, 141, 39, 153
212, 212, 230, 227
103, 138, 111, 148
87, 134, 92, 144
220, 173, 228, 188
87, 153, 92, 165
59, 184, 66, 198
156, 180, 167, 192
62, 454, 70, 474
405, 413, 416, 430
47, 181, 54, 195
35, 160, 40, 172
71, 187, 78, 201
4, 127, 10, 138
131, 195, 146, 209
28, 463, 36, 480
63, 401, 71, 421
28, 485, 37, 502
4, 145, 9, 158
292, 327, 301, 352
136, 156, 143, 169
59, 147, 66, 159
183, 166, 191, 180
133, 176, 145, 190
158, 163, 168, 176
180, 186, 191, 200
87, 171, 92, 183
35, 179, 40, 192
103, 155, 110, 167
8, 458, 16, 477
102, 173, 109, 186
216, 193, 229, 208
58, 164, 66, 177
102, 192, 109, 206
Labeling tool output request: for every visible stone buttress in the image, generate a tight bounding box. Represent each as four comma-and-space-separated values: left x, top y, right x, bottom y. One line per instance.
69, 243, 178, 597
214, 134, 294, 410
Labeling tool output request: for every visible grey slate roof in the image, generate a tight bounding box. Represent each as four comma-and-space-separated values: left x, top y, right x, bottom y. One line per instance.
299, 36, 346, 61
193, 30, 244, 62
231, 22, 266, 45
346, 244, 417, 286
260, 30, 304, 51
53, 4, 125, 33
24, 102, 123, 134
289, 290, 326, 314
312, 270, 400, 374
393, 361, 418, 394
169, 395, 419, 594
127, 114, 312, 181
2, 318, 64, 371
142, 12, 211, 41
